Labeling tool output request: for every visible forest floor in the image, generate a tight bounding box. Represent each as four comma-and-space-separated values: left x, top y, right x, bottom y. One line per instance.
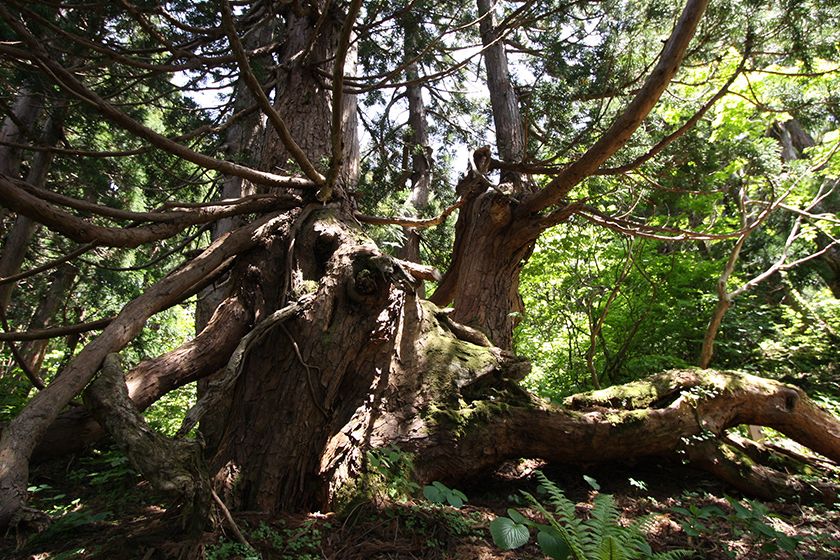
2, 451, 839, 560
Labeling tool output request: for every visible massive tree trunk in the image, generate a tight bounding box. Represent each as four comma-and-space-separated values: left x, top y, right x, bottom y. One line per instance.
20, 208, 840, 520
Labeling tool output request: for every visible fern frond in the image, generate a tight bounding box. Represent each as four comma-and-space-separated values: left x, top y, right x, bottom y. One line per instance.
598, 535, 629, 560
533, 471, 585, 542
522, 490, 587, 560
650, 549, 693, 559
586, 493, 621, 535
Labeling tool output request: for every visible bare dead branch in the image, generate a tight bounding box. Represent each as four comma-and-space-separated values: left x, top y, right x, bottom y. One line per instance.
0, 317, 112, 342
0, 243, 94, 287
354, 197, 465, 228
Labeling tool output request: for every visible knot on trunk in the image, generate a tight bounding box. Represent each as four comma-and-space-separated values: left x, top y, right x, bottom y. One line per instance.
346, 254, 418, 304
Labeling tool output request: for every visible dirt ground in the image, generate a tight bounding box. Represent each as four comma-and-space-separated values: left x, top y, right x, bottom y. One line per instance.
2, 454, 838, 559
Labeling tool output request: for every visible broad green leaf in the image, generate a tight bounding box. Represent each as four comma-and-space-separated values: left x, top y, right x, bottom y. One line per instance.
423, 485, 443, 503
489, 517, 530, 550
583, 475, 601, 491
445, 492, 464, 508
537, 529, 571, 559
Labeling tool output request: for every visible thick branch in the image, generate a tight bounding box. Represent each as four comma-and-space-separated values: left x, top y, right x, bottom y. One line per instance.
519, 0, 710, 214
354, 197, 465, 228
34, 296, 251, 460
9, 177, 301, 224
596, 51, 747, 176
83, 354, 211, 533
409, 369, 840, 496
0, 210, 294, 527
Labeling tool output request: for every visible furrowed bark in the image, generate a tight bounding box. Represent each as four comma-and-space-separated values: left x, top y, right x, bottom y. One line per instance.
477, 0, 526, 189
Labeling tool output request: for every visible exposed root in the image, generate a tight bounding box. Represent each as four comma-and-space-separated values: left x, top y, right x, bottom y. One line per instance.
211, 489, 251, 549
83, 354, 211, 534
687, 438, 838, 503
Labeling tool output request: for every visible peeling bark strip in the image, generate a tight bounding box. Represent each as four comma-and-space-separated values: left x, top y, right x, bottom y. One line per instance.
83, 354, 210, 534
177, 295, 313, 438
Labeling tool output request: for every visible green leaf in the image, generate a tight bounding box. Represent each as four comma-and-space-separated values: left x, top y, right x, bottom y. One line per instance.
423, 485, 444, 503
598, 535, 628, 560
583, 474, 601, 491
507, 508, 529, 525
445, 492, 464, 508
537, 529, 571, 559
489, 517, 530, 550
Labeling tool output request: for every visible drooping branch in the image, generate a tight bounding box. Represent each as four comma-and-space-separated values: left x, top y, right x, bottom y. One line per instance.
519, 0, 711, 214
0, 175, 300, 247
0, 318, 113, 342
8, 177, 301, 224
0, 307, 45, 390
0, 5, 314, 191
354, 197, 464, 228
34, 295, 251, 461
0, 243, 95, 287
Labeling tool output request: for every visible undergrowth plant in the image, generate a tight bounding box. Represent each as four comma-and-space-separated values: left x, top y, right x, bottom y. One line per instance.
672, 494, 801, 557
490, 471, 690, 559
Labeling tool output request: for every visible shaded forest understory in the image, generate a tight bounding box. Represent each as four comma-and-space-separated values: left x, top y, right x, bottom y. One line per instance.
2, 445, 839, 559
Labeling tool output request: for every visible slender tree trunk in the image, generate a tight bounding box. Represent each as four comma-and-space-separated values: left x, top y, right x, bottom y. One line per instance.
477, 0, 525, 188
4, 264, 78, 399
0, 102, 64, 313
699, 296, 731, 368
0, 87, 42, 177
397, 17, 432, 296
